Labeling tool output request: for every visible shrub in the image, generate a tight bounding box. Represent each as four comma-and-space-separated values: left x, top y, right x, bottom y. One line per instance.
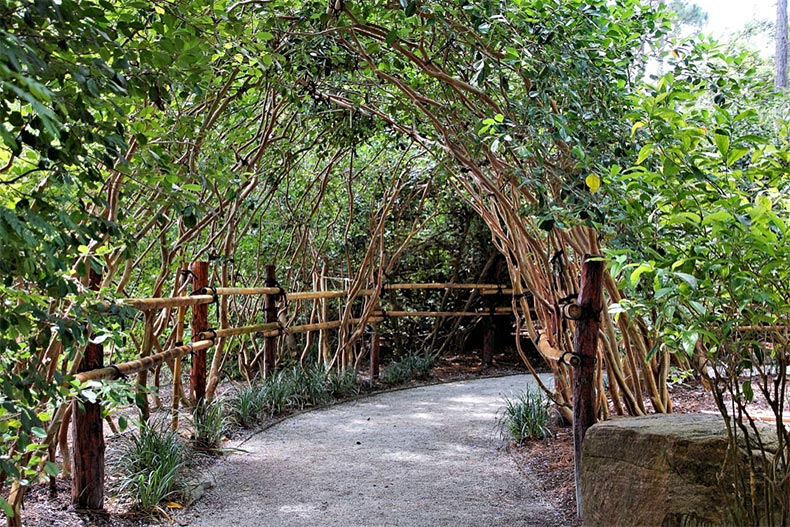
113, 421, 188, 512
498, 387, 553, 443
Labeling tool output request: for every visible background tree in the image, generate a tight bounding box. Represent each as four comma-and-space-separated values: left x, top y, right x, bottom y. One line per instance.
777, 0, 788, 88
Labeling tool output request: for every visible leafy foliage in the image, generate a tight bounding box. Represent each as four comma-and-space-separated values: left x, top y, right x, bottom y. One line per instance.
498, 387, 553, 443
3, 0, 787, 521
609, 39, 790, 524
189, 399, 227, 453
113, 421, 188, 512
380, 353, 436, 384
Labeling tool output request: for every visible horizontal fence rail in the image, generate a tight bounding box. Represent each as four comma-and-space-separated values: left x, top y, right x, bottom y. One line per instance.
75, 340, 215, 383
121, 283, 519, 311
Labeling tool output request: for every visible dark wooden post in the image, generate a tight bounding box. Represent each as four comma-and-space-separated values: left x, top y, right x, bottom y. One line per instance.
190, 261, 209, 404
72, 268, 105, 509
370, 330, 380, 381
263, 264, 277, 377
482, 317, 495, 367
572, 255, 604, 519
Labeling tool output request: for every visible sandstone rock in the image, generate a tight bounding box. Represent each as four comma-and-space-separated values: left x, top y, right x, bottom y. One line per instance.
580, 413, 774, 527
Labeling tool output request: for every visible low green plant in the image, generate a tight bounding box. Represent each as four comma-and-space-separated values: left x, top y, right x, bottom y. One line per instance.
327, 368, 360, 399
498, 388, 553, 443
260, 369, 299, 414
231, 365, 362, 420
289, 364, 331, 408
380, 353, 436, 384
189, 399, 226, 453
228, 382, 266, 428
113, 421, 188, 512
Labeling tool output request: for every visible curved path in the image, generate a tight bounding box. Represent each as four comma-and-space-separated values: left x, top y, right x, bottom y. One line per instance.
182, 375, 561, 527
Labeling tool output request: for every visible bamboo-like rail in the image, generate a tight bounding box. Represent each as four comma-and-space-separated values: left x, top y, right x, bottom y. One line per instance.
75, 340, 215, 383
287, 290, 349, 301
82, 283, 524, 381
121, 283, 518, 311
211, 286, 281, 296
123, 295, 215, 311
257, 317, 385, 337
737, 325, 790, 332
195, 322, 280, 340
479, 288, 516, 295
382, 283, 503, 290
372, 310, 512, 318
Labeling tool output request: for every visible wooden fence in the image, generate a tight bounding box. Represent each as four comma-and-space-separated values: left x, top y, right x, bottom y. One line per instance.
70, 262, 520, 508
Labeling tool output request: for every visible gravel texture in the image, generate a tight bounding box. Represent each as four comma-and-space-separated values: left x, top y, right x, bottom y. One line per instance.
177, 374, 561, 527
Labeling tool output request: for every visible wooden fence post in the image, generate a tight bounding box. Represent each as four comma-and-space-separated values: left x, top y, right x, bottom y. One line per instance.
482, 317, 495, 367
263, 264, 277, 377
369, 276, 381, 383
572, 255, 604, 519
190, 261, 209, 404
370, 329, 380, 381
72, 268, 105, 509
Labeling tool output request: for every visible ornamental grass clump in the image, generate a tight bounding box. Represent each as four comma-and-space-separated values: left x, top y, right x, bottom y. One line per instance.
189, 399, 227, 453
498, 387, 553, 443
113, 421, 188, 513
228, 381, 267, 429
380, 353, 436, 384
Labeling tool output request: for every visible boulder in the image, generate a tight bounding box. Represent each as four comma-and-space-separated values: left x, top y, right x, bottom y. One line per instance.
580, 413, 773, 527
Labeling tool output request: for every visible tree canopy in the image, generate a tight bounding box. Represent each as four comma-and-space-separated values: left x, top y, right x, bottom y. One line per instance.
1, 0, 789, 522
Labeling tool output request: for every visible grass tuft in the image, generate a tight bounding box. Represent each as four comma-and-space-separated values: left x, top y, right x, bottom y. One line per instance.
113, 420, 188, 512
189, 399, 227, 453
381, 353, 436, 384
229, 381, 267, 428
498, 387, 553, 443
327, 368, 360, 399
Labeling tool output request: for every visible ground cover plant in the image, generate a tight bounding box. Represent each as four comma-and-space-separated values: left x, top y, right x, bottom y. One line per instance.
380, 354, 437, 385
112, 421, 188, 514
498, 387, 553, 443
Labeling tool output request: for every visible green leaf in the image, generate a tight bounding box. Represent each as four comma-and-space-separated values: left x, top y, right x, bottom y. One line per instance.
726, 146, 749, 165
702, 210, 732, 225
681, 330, 699, 356
636, 144, 654, 165
674, 272, 698, 289
629, 263, 654, 287
31, 427, 47, 439
43, 461, 60, 477
713, 133, 730, 157
404, 1, 417, 17
742, 380, 754, 402
0, 496, 13, 518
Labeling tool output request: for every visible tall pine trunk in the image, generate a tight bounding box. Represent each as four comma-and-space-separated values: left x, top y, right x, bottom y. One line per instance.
777, 0, 788, 89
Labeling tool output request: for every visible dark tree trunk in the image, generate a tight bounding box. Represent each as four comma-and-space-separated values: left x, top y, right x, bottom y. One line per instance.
263, 264, 277, 377
72, 269, 105, 509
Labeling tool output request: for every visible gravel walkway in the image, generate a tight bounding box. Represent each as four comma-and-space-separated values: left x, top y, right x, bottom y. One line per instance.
180, 374, 562, 527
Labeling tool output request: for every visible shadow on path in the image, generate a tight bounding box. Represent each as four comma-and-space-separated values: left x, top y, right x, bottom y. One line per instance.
182, 374, 561, 527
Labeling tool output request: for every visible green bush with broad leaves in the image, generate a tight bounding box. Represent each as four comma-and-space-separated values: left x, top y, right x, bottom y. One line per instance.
607, 38, 790, 523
